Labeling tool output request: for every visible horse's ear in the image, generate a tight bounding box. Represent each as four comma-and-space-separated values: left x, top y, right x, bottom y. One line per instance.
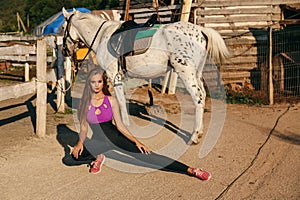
62, 7, 71, 19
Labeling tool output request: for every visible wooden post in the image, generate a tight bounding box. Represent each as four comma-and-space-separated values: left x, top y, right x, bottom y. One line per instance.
161, 70, 171, 94
166, 0, 192, 95
24, 62, 30, 82
180, 0, 192, 22
152, 0, 159, 8
168, 69, 178, 94
124, 0, 131, 21
16, 12, 27, 33
269, 27, 274, 105
36, 39, 47, 138
279, 57, 284, 92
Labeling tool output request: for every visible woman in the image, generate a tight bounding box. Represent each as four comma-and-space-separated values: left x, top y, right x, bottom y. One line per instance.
72, 67, 211, 180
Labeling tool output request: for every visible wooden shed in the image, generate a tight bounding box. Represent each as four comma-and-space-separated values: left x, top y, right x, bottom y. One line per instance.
193, 0, 299, 87
116, 0, 300, 101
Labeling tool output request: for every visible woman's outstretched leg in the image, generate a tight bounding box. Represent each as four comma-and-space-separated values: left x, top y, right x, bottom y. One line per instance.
106, 128, 211, 180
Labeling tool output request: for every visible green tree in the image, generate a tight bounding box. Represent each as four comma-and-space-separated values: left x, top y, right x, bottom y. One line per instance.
0, 0, 120, 33
0, 0, 26, 32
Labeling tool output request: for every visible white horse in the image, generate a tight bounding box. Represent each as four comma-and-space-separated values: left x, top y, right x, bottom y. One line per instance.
61, 7, 229, 144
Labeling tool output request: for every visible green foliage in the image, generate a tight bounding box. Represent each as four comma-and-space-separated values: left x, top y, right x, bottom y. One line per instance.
0, 0, 120, 33
63, 107, 75, 114
226, 89, 263, 105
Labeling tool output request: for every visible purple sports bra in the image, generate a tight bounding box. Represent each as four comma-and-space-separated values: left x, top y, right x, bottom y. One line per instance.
87, 95, 113, 124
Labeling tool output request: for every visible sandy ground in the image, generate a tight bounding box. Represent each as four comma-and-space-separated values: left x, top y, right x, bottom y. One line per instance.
0, 85, 299, 200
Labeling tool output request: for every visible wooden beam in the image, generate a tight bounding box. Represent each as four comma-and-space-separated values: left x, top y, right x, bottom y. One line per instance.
195, 7, 281, 16
0, 44, 36, 55
0, 35, 39, 42
196, 15, 281, 24
280, 19, 300, 25
195, 0, 300, 7
268, 27, 274, 105
0, 80, 36, 102
0, 55, 53, 62
180, 0, 192, 22
124, 0, 131, 21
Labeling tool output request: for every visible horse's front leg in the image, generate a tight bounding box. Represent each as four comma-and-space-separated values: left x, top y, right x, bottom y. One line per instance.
114, 81, 130, 126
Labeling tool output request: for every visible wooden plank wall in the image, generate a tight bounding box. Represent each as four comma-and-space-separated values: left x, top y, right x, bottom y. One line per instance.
194, 0, 299, 85
122, 6, 179, 24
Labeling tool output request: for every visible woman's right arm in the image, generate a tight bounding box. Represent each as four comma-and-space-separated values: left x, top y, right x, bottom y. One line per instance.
72, 120, 88, 159
79, 121, 88, 143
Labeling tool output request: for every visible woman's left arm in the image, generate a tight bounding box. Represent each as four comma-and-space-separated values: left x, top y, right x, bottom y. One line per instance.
109, 96, 151, 154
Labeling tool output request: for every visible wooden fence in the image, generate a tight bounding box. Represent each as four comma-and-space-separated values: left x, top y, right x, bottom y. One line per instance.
122, 0, 299, 97
194, 0, 299, 86
0, 35, 70, 137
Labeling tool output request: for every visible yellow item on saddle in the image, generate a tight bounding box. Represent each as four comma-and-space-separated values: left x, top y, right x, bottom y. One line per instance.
76, 48, 98, 64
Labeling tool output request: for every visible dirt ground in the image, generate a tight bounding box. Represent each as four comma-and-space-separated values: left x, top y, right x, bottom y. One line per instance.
0, 83, 299, 200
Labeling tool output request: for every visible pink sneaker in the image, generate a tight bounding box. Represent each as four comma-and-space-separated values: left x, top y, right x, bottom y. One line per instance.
90, 154, 105, 174
191, 168, 211, 181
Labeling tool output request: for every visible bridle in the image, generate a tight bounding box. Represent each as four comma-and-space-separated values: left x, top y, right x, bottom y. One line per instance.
62, 14, 77, 57
62, 13, 107, 60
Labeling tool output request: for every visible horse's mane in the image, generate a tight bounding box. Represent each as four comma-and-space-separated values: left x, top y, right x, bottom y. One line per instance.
77, 11, 102, 21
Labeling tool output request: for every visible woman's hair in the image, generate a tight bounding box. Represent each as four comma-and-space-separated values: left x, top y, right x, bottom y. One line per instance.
77, 67, 111, 124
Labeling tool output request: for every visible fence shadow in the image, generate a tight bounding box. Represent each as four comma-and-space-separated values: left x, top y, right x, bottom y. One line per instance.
0, 94, 36, 131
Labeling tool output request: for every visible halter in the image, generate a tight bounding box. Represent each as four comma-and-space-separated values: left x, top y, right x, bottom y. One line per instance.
62, 13, 107, 60
62, 14, 76, 57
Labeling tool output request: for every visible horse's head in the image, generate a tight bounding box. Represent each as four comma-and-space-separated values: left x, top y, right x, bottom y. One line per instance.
61, 8, 81, 57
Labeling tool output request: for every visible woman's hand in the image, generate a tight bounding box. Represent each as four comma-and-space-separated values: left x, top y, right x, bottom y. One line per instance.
72, 140, 84, 159
136, 141, 151, 154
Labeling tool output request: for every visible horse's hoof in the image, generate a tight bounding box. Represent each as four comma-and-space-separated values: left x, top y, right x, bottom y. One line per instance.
187, 139, 198, 145
188, 133, 200, 145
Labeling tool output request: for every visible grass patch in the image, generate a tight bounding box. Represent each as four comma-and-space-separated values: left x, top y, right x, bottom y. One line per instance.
63, 107, 75, 115
226, 90, 264, 105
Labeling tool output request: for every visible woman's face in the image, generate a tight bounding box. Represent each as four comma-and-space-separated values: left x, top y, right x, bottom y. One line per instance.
90, 73, 104, 93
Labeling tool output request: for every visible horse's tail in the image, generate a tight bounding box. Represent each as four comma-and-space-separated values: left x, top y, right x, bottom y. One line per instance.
201, 27, 230, 64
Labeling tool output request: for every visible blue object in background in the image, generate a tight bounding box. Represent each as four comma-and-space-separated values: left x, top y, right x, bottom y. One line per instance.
33, 8, 91, 36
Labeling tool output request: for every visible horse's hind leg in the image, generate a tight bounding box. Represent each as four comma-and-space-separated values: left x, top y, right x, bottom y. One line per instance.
176, 67, 206, 144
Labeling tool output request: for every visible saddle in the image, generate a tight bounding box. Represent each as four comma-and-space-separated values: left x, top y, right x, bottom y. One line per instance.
108, 14, 161, 58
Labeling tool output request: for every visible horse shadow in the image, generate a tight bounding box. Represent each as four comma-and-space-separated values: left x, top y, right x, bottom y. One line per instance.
127, 100, 191, 143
